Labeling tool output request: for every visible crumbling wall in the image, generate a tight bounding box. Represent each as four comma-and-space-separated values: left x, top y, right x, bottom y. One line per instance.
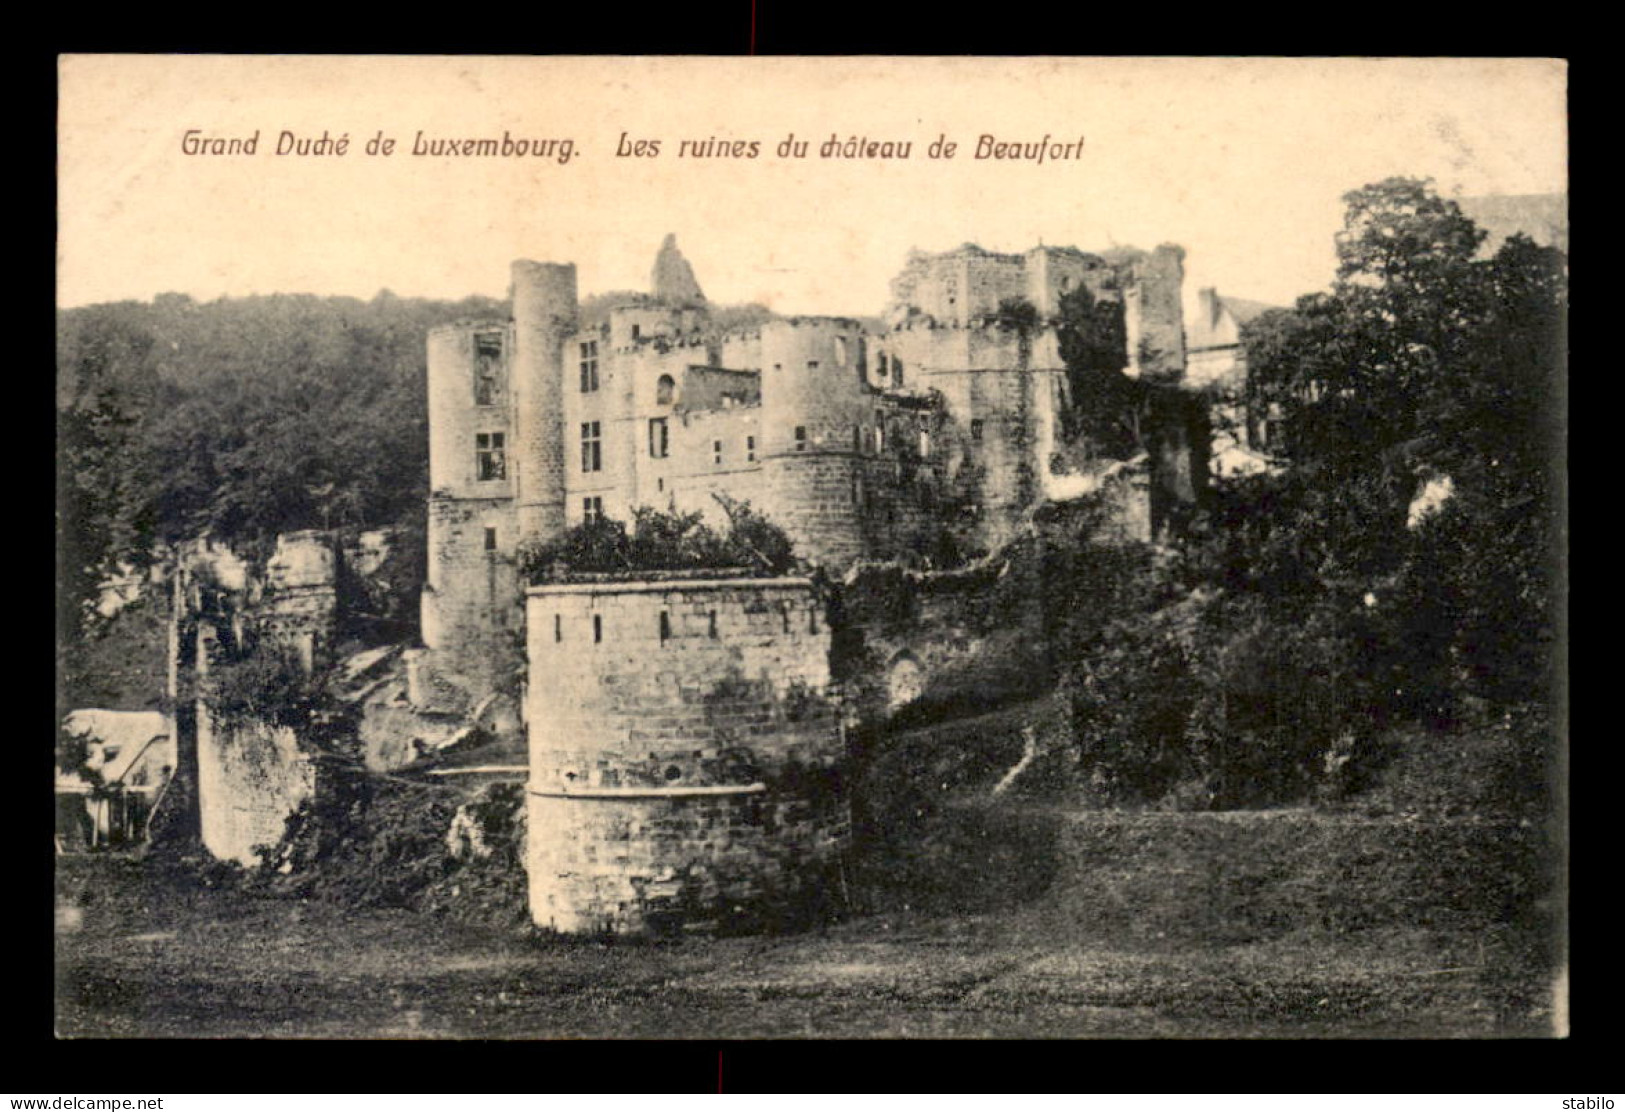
1123, 244, 1187, 382
524, 576, 849, 935
195, 707, 317, 866
178, 533, 339, 866
419, 497, 521, 711
837, 551, 1051, 727
259, 531, 339, 672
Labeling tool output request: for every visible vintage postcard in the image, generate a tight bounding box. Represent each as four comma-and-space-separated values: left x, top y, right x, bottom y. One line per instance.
56, 56, 1567, 1040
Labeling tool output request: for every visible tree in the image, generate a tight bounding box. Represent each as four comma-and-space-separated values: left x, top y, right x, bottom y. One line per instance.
1335, 176, 1485, 290
1064, 177, 1565, 807
57, 307, 162, 711
519, 505, 798, 583
1236, 177, 1565, 707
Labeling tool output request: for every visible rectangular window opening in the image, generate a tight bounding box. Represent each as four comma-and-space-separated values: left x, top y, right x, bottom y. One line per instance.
474, 333, 505, 405
593, 614, 603, 644
554, 613, 562, 643
794, 426, 807, 452
483, 526, 497, 551
649, 418, 669, 459
659, 611, 672, 644
580, 422, 601, 473
579, 340, 599, 393
746, 435, 756, 462
708, 610, 718, 639
713, 439, 723, 466
476, 431, 507, 481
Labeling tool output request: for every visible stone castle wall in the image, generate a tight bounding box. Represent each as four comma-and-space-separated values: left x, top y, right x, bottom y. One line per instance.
837, 553, 1052, 725
524, 576, 849, 935
427, 321, 515, 499
420, 498, 522, 708
662, 405, 768, 523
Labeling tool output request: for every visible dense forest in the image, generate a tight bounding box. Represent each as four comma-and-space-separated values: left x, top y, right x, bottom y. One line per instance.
55, 287, 781, 707
55, 290, 505, 713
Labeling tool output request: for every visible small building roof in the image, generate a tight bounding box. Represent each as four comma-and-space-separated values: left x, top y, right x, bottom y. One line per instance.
1217, 295, 1277, 326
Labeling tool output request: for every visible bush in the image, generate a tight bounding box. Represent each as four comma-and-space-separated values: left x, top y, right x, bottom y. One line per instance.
518, 503, 797, 583
200, 644, 327, 729
1065, 557, 1402, 810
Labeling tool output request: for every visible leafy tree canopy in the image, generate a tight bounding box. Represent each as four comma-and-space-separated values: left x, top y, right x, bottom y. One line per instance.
56, 291, 503, 655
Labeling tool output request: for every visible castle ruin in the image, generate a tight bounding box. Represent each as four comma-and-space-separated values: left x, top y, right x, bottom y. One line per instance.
413, 236, 1187, 712
405, 235, 1190, 934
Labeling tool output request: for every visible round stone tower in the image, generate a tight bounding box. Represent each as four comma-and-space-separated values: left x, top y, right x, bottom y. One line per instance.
510, 260, 579, 545
524, 575, 850, 936
758, 318, 871, 571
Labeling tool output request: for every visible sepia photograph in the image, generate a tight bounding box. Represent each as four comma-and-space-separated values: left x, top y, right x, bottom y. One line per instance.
55, 55, 1567, 1039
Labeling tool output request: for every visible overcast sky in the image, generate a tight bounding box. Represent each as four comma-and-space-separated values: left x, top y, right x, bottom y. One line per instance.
58, 56, 1566, 318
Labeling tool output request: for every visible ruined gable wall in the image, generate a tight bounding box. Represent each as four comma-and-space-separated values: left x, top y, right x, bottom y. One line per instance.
427, 321, 516, 501
259, 530, 340, 672
1125, 244, 1187, 381
196, 700, 316, 866
187, 544, 334, 867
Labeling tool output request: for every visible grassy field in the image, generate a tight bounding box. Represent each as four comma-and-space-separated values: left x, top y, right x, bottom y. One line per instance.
54, 847, 1555, 1039
55, 701, 1561, 1039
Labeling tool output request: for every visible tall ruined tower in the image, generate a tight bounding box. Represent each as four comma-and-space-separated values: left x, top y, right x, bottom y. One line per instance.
421, 318, 521, 704
511, 261, 579, 545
